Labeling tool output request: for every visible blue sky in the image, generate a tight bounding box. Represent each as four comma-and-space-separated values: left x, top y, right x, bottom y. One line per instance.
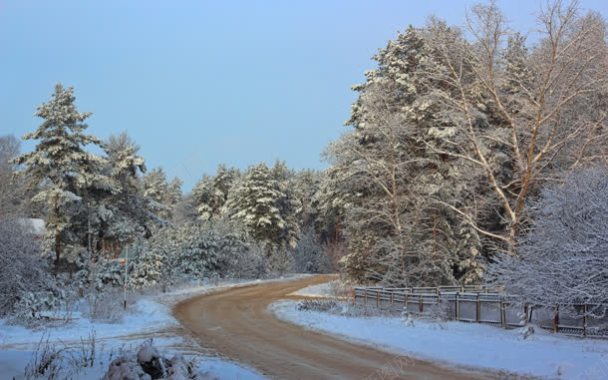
1, 0, 607, 190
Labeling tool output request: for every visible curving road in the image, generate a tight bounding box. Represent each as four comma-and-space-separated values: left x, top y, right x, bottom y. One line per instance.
173, 275, 488, 379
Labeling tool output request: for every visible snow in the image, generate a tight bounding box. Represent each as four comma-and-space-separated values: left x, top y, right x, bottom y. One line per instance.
0, 278, 274, 379
0, 299, 172, 346
289, 281, 334, 298
17, 218, 45, 236
271, 300, 608, 379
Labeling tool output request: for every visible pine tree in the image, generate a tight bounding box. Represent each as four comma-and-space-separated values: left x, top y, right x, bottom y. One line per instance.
331, 26, 486, 286
100, 133, 151, 248
223, 163, 300, 251
191, 175, 215, 221
192, 165, 239, 221
14, 84, 115, 263
143, 168, 181, 223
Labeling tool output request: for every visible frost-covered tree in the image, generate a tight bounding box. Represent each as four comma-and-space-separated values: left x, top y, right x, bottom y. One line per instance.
223, 163, 300, 251
291, 169, 322, 231
0, 135, 29, 218
192, 165, 239, 221
173, 193, 200, 225
327, 1, 608, 286
292, 226, 332, 274
100, 133, 152, 250
13, 84, 116, 263
421, 2, 608, 252
191, 175, 215, 221
488, 166, 608, 318
330, 26, 486, 286
143, 168, 181, 223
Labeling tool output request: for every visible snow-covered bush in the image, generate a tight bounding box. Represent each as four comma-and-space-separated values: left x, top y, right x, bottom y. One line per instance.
82, 289, 129, 323
296, 299, 339, 312
0, 218, 58, 320
11, 291, 63, 323
130, 240, 167, 289
488, 166, 608, 318
130, 222, 271, 287
92, 258, 129, 290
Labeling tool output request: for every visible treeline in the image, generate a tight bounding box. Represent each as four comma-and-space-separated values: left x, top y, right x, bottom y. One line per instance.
0, 86, 338, 321
324, 0, 608, 293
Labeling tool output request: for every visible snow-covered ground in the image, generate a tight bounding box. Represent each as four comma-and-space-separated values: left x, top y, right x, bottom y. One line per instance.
289, 281, 335, 298
271, 300, 608, 379
279, 281, 608, 378
0, 278, 280, 379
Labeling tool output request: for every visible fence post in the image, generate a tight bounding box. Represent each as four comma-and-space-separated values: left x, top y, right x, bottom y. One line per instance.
376, 290, 380, 308
583, 304, 588, 338
499, 297, 505, 328
455, 292, 460, 320
390, 291, 394, 307
476, 294, 481, 323
419, 295, 424, 313
553, 305, 559, 333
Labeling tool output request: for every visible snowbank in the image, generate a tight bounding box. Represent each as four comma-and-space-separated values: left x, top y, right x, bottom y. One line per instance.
271, 300, 608, 379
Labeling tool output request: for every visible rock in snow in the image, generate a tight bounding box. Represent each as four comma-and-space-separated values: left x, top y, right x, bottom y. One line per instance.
103, 340, 203, 380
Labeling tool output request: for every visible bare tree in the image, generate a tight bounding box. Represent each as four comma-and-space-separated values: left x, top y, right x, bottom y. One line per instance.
422, 1, 608, 253
0, 135, 26, 218
488, 166, 608, 318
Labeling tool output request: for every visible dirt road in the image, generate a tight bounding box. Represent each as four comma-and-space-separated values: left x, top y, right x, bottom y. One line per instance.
173, 275, 487, 379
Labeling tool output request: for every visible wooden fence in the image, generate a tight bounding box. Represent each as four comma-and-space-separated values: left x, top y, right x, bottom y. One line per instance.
353, 287, 608, 339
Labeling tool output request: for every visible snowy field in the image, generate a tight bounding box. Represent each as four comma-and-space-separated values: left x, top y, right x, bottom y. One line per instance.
0, 278, 276, 379
272, 282, 608, 380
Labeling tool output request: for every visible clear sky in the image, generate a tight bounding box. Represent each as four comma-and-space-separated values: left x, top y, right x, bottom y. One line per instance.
1, 0, 607, 190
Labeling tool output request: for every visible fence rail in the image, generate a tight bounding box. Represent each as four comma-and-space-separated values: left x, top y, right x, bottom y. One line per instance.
353, 287, 608, 339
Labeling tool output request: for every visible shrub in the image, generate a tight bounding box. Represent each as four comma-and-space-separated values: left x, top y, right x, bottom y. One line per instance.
0, 218, 58, 320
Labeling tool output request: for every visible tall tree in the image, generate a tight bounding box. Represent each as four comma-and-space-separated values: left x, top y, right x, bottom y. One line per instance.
330, 26, 485, 286
100, 132, 151, 249
327, 0, 608, 286
0, 135, 27, 218
423, 1, 608, 252
14, 84, 115, 263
